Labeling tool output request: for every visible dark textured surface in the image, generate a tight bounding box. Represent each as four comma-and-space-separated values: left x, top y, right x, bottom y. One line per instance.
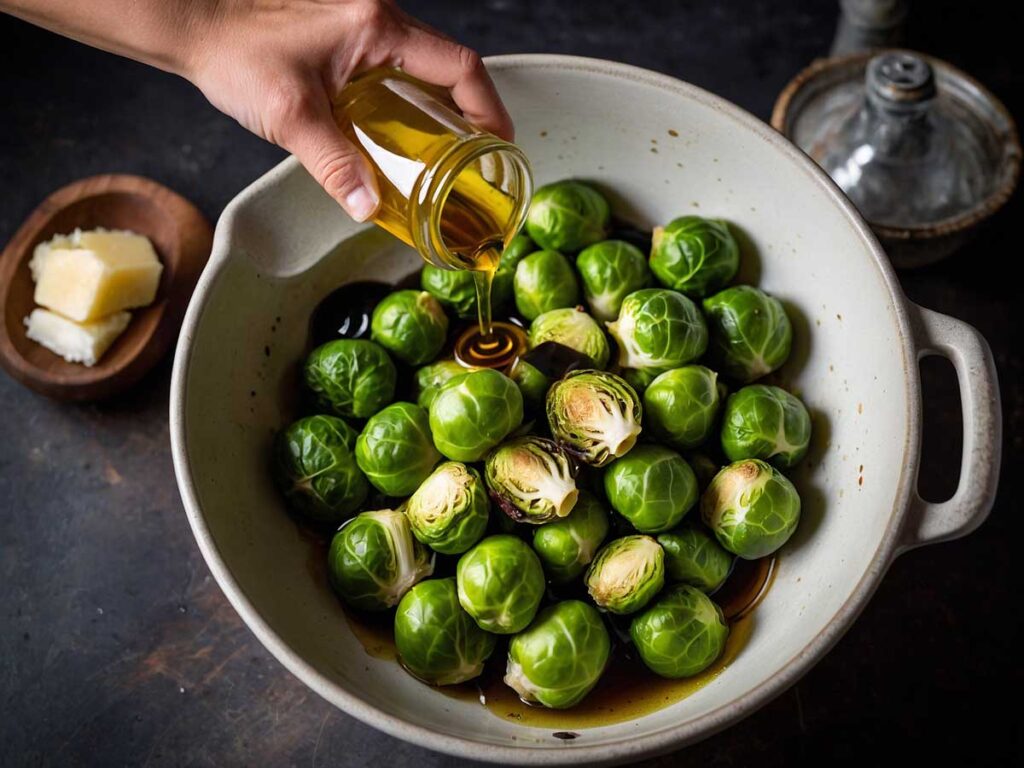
1, 2, 1021, 766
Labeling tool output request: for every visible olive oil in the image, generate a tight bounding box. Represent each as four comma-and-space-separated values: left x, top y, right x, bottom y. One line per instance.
454, 319, 527, 373
333, 69, 532, 367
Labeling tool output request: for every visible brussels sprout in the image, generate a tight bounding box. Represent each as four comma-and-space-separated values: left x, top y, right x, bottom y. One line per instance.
720, 385, 811, 469
603, 444, 698, 534
701, 459, 801, 559
686, 451, 721, 493
273, 415, 368, 524
576, 240, 652, 321
525, 180, 610, 252
493, 234, 536, 310
514, 250, 580, 321
621, 367, 662, 396
546, 370, 642, 467
303, 339, 397, 418
420, 236, 535, 319
585, 535, 665, 614
509, 357, 551, 412
355, 402, 440, 497
528, 307, 610, 369
429, 369, 524, 462
485, 436, 579, 524
649, 216, 739, 297
457, 535, 546, 633
405, 462, 489, 554
643, 366, 721, 450
532, 490, 610, 583
370, 290, 448, 366
703, 286, 792, 382
505, 601, 611, 708
328, 509, 434, 611
420, 266, 478, 318
413, 359, 469, 410
502, 232, 538, 266
629, 585, 729, 678
657, 524, 733, 592
607, 289, 708, 371
394, 578, 495, 685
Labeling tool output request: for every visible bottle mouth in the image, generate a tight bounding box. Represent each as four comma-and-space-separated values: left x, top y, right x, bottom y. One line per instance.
866, 52, 936, 114
410, 135, 533, 269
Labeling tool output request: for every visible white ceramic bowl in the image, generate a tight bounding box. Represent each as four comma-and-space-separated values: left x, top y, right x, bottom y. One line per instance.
170, 56, 1001, 765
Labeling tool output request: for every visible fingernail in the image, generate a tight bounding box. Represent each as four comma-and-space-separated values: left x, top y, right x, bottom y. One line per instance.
345, 185, 379, 223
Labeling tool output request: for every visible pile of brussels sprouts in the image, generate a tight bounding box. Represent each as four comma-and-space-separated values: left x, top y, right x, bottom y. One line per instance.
273, 179, 812, 710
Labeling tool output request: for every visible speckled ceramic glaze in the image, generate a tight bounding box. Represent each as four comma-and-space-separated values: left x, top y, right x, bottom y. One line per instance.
170, 56, 1001, 765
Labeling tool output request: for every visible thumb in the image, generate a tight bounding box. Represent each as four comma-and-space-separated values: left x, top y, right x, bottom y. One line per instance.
280, 98, 380, 222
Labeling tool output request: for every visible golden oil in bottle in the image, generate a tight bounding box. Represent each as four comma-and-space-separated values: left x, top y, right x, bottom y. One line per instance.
333, 69, 532, 362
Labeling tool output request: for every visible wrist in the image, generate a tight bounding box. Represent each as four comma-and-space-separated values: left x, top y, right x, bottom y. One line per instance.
173, 0, 231, 80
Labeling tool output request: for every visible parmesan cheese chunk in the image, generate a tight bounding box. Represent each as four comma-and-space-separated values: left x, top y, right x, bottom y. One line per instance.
24, 308, 131, 367
31, 228, 162, 322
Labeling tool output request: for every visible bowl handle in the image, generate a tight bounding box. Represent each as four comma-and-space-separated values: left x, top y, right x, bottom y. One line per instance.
899, 303, 1001, 552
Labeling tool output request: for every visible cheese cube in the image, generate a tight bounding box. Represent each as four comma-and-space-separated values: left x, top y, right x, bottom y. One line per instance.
31, 229, 162, 322
24, 308, 131, 367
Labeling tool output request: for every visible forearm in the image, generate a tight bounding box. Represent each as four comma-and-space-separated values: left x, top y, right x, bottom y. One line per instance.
0, 0, 222, 76
3, 0, 512, 221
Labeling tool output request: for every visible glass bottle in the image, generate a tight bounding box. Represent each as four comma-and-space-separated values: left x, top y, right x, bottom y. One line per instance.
332, 69, 532, 274
810, 52, 994, 228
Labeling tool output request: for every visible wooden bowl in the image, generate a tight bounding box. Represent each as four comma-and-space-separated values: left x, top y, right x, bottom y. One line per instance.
0, 175, 213, 400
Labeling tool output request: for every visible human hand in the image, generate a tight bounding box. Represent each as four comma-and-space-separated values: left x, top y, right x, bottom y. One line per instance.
186, 0, 513, 221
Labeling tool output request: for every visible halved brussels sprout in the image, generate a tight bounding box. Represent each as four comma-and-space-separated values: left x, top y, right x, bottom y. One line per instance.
629, 585, 729, 678
327, 509, 434, 611
421, 235, 535, 318
303, 339, 397, 418
701, 459, 801, 559
532, 490, 610, 583
703, 286, 792, 382
395, 578, 496, 685
528, 307, 610, 369
576, 239, 651, 321
273, 415, 368, 524
413, 359, 469, 410
643, 365, 722, 450
649, 216, 739, 297
585, 535, 665, 615
657, 523, 733, 592
513, 249, 580, 321
428, 369, 524, 462
370, 290, 448, 366
485, 436, 578, 524
546, 369, 642, 467
525, 180, 610, 252
505, 600, 611, 708
603, 444, 698, 533
405, 462, 490, 555
720, 385, 811, 469
607, 289, 708, 371
355, 402, 440, 497
457, 535, 546, 633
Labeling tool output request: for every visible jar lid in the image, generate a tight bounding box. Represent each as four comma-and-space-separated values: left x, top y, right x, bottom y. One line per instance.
772, 50, 1020, 239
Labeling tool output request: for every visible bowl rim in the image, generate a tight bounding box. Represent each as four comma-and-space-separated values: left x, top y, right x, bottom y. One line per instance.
170, 53, 919, 766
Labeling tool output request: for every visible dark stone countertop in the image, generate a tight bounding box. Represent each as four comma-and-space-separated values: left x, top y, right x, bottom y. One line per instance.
2, 2, 1021, 765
